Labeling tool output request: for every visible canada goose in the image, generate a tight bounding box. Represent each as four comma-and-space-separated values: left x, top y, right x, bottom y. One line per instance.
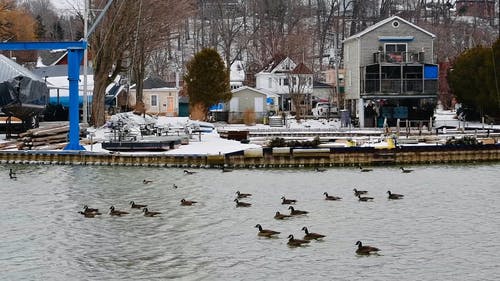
142, 208, 162, 217
358, 165, 373, 172
288, 206, 308, 215
400, 167, 413, 173
236, 191, 252, 198
274, 211, 292, 220
387, 190, 404, 199
184, 169, 196, 175
9, 169, 16, 179
78, 211, 99, 218
315, 167, 326, 172
281, 196, 297, 204
353, 188, 368, 196
109, 206, 129, 216
181, 199, 197, 206
83, 205, 100, 214
130, 201, 147, 209
287, 234, 310, 247
143, 179, 153, 184
173, 184, 178, 189
357, 194, 374, 202
355, 240, 380, 255
301, 227, 326, 240
255, 224, 280, 237
323, 192, 342, 201
234, 199, 251, 207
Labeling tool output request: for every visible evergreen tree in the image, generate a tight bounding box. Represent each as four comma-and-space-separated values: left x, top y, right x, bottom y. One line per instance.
184, 48, 231, 120
448, 38, 500, 119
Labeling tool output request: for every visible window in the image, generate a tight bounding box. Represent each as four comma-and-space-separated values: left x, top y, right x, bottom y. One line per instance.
283, 78, 289, 86
385, 43, 407, 53
151, 95, 158, 107
385, 43, 407, 62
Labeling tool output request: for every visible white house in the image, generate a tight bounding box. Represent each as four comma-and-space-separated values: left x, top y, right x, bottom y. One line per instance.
230, 60, 245, 90
255, 55, 313, 113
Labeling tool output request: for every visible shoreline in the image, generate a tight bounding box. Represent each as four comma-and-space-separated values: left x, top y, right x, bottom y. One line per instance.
1, 144, 499, 168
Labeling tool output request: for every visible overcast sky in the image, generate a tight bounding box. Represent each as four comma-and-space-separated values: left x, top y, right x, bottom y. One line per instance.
51, 0, 83, 12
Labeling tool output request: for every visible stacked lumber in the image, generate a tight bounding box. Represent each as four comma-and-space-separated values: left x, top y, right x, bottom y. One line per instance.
16, 124, 88, 150
0, 140, 18, 150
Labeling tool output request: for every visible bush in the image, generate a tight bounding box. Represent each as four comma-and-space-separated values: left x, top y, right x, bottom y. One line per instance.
268, 136, 321, 148
446, 136, 480, 146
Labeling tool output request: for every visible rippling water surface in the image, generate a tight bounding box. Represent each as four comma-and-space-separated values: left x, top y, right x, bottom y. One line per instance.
1, 163, 499, 280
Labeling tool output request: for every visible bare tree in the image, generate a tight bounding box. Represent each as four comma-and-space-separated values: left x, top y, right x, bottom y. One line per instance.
287, 62, 314, 120
89, 0, 138, 126
130, 0, 195, 104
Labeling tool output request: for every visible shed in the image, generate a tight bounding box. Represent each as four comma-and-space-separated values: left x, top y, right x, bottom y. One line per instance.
227, 86, 269, 124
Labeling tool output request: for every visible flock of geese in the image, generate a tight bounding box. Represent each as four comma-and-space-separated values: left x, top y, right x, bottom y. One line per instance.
235, 165, 410, 254
9, 165, 410, 255
77, 169, 203, 218
234, 190, 329, 248
235, 184, 405, 254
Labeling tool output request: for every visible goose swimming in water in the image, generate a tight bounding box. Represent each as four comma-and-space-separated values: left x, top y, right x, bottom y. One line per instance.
353, 188, 368, 196
83, 205, 100, 214
301, 227, 326, 240
184, 170, 196, 175
236, 191, 252, 198
400, 167, 413, 173
355, 240, 380, 255
142, 208, 162, 217
323, 192, 342, 201
358, 165, 373, 172
281, 196, 297, 204
288, 206, 308, 215
357, 194, 374, 202
387, 190, 404, 199
274, 211, 292, 220
78, 211, 99, 218
130, 201, 147, 209
234, 199, 251, 207
9, 169, 16, 179
255, 224, 280, 237
181, 199, 197, 206
109, 206, 129, 216
287, 234, 310, 247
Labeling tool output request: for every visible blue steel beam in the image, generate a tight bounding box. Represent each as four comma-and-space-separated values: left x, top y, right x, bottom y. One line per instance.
0, 41, 87, 51
0, 41, 87, 151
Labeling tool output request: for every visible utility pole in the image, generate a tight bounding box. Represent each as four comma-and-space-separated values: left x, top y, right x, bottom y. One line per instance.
83, 0, 89, 124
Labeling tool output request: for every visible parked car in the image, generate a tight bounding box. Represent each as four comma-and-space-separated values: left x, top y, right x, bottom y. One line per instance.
312, 102, 338, 118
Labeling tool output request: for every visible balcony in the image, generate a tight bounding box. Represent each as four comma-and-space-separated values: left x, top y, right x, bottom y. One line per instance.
373, 51, 425, 64
363, 79, 437, 96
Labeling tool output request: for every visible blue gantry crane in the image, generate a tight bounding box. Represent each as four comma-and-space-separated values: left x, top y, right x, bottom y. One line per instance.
0, 41, 87, 150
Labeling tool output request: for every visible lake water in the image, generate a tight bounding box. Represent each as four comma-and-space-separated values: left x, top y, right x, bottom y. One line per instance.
1, 163, 499, 280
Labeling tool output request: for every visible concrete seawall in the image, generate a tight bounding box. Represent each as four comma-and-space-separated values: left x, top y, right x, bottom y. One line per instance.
1, 145, 499, 168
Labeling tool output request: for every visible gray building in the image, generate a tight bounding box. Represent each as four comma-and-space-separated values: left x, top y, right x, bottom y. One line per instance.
343, 16, 438, 128
227, 86, 270, 124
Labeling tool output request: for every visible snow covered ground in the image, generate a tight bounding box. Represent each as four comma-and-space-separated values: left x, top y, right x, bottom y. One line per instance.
2, 110, 499, 155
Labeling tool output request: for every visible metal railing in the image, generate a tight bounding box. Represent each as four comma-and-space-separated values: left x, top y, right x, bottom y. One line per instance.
373, 51, 425, 64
